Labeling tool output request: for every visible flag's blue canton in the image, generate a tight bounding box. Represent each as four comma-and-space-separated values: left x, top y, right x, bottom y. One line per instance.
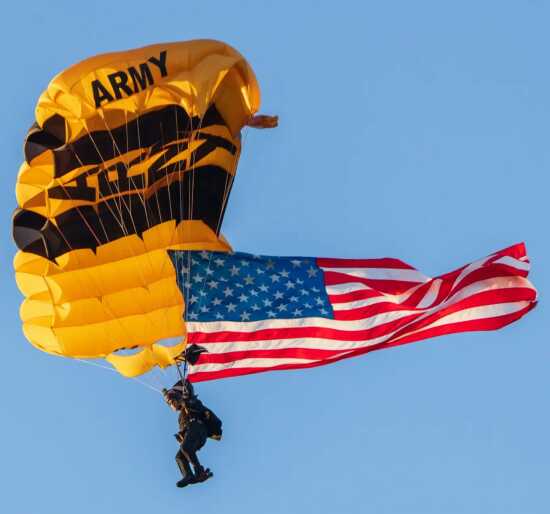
170, 251, 334, 322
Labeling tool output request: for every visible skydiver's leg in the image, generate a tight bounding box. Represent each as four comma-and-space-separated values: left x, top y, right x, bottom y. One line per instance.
176, 449, 197, 488
185, 449, 204, 475
180, 436, 204, 474
181, 423, 209, 477
176, 449, 193, 478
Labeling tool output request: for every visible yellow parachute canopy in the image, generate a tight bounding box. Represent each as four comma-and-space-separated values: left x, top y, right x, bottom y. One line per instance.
13, 40, 261, 377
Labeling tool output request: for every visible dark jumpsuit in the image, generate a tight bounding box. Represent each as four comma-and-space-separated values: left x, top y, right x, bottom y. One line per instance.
175, 397, 209, 478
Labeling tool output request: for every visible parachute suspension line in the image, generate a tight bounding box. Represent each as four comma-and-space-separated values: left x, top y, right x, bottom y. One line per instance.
177, 115, 246, 371
183, 99, 201, 328
129, 108, 183, 334
59, 145, 138, 359
173, 103, 189, 344
155, 114, 189, 342
215, 126, 248, 236
136, 108, 165, 232
144, 103, 199, 353
175, 360, 185, 383
92, 113, 175, 370
88, 112, 157, 249
88, 114, 145, 236
154, 102, 206, 284
33, 168, 133, 359
50, 153, 106, 246
50, 169, 159, 379
154, 100, 202, 281
97, 111, 164, 296
38, 149, 161, 389
144, 366, 165, 392
74, 358, 162, 393
69, 140, 128, 238
159, 122, 174, 224
183, 115, 241, 325
176, 121, 245, 379
98, 110, 151, 226
131, 376, 162, 393
72, 121, 166, 356
188, 99, 195, 229
97, 110, 191, 362
174, 104, 185, 232
99, 110, 173, 327
80, 122, 132, 236
36, 227, 123, 365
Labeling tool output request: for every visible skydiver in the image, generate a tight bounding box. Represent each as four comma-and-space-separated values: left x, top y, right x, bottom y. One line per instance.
163, 378, 222, 488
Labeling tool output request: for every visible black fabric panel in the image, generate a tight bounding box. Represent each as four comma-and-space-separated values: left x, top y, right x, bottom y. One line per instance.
13, 165, 234, 260
12, 208, 70, 259
16, 103, 236, 261
23, 104, 226, 168
52, 104, 227, 177
24, 114, 66, 163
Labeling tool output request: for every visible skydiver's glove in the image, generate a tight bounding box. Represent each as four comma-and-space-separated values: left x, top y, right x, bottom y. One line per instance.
174, 433, 184, 443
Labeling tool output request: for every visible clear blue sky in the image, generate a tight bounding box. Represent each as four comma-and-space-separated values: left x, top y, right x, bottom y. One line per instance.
1, 1, 548, 513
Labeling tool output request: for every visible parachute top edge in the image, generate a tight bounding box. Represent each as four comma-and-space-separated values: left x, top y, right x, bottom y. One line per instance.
50, 39, 248, 85
34, 38, 261, 135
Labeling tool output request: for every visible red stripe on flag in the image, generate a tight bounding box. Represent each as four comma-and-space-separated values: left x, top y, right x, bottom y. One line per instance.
323, 271, 421, 294
188, 313, 421, 344
316, 257, 416, 269
328, 288, 383, 304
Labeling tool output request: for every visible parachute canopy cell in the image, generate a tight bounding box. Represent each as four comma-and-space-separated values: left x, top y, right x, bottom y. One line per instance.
13, 40, 261, 377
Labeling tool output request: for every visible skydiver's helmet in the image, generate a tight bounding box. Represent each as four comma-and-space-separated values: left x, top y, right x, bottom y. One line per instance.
168, 379, 196, 401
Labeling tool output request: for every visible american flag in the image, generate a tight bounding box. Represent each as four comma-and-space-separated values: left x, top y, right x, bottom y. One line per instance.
169, 243, 537, 382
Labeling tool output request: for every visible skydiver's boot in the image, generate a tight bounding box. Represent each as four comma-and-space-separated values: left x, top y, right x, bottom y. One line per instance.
176, 451, 195, 488
193, 466, 213, 483
176, 475, 196, 488
187, 451, 213, 484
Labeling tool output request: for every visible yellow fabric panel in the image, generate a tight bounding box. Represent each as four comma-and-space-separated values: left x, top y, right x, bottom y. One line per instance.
22, 324, 60, 354
105, 339, 187, 377
52, 304, 185, 356
20, 298, 54, 323
36, 276, 181, 329
16, 225, 230, 371
15, 223, 229, 326
43, 251, 169, 304
15, 271, 49, 299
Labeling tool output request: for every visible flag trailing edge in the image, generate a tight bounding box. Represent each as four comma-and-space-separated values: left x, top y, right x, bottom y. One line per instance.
169, 243, 537, 382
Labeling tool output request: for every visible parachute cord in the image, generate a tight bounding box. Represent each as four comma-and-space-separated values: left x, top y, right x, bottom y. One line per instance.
39, 165, 153, 367
169, 121, 247, 383
86, 115, 187, 366
77, 124, 129, 235
98, 110, 151, 229
74, 358, 162, 393
175, 359, 188, 384
186, 123, 247, 323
